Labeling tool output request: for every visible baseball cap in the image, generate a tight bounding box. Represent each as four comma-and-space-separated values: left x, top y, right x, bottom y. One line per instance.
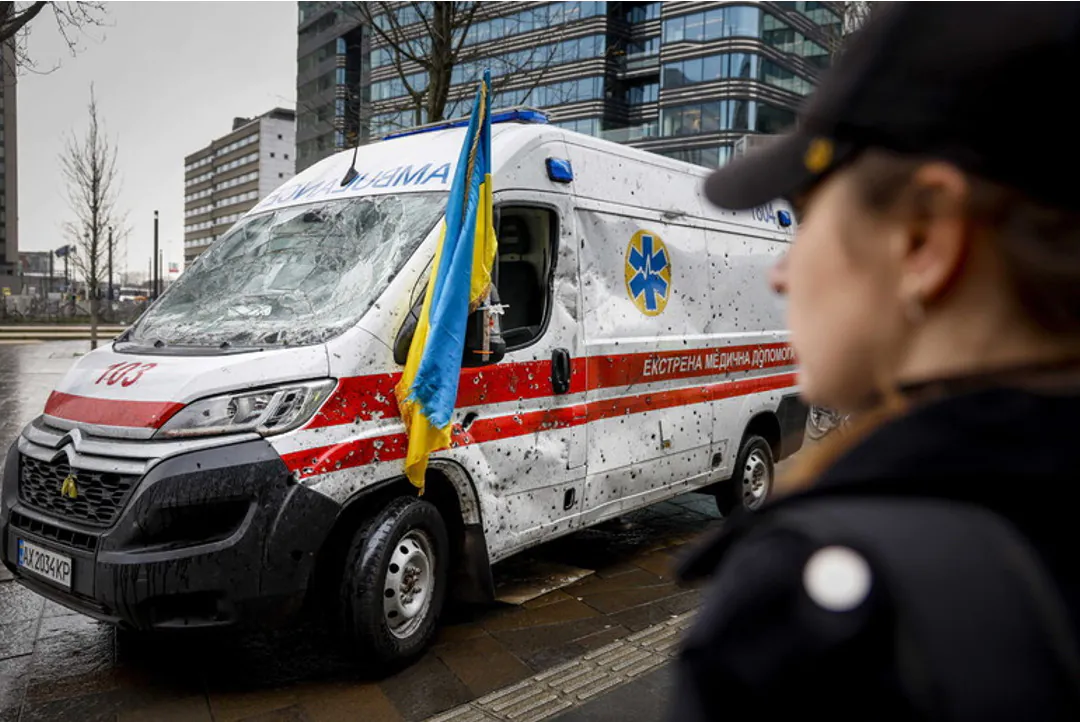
705, 3, 1080, 211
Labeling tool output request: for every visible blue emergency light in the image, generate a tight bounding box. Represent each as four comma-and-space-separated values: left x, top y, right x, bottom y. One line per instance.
546, 158, 574, 183
777, 210, 793, 228
383, 107, 549, 141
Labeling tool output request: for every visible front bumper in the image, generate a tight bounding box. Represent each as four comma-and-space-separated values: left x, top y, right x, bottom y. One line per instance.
1, 437, 340, 630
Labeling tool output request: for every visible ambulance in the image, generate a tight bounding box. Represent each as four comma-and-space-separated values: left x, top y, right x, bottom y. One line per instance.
1, 110, 806, 666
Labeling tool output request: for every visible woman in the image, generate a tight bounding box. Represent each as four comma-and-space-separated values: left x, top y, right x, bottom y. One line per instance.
672, 4, 1080, 721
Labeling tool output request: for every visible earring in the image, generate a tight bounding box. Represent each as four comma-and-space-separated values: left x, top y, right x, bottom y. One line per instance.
905, 297, 925, 324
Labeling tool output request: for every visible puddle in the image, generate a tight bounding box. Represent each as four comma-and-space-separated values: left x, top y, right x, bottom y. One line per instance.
494, 559, 595, 605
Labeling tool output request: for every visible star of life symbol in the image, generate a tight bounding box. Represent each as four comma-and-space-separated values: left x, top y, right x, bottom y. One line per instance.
625, 230, 672, 316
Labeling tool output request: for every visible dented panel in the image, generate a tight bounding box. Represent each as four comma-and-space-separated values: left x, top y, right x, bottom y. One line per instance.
16, 123, 801, 576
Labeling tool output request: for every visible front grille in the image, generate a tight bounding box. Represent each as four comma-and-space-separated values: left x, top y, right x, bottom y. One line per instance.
18, 455, 139, 527
9, 511, 98, 552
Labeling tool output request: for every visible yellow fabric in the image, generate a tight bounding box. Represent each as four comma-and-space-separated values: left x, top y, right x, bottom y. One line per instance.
395, 80, 497, 495
470, 175, 497, 310
396, 225, 449, 492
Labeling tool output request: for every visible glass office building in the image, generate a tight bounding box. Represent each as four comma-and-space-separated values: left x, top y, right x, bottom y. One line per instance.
297, 2, 841, 171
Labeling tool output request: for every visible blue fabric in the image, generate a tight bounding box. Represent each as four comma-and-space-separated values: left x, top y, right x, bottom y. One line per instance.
407, 71, 492, 429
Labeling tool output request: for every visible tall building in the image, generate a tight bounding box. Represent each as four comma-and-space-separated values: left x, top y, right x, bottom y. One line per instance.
295, 2, 840, 172
183, 108, 296, 263
0, 42, 18, 287
296, 2, 367, 172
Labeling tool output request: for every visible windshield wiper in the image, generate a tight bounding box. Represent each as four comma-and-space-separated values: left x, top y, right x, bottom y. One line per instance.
113, 338, 264, 356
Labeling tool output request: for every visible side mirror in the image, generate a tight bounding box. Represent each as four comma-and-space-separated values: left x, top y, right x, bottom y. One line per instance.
393, 292, 423, 365
393, 284, 507, 367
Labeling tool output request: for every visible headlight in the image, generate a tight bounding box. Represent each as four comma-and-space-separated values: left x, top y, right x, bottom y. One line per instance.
156, 379, 337, 439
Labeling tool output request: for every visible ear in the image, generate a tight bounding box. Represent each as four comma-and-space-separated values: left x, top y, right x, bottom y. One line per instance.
898, 162, 971, 305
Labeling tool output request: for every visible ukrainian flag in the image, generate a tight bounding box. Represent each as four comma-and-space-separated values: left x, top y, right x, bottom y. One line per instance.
395, 70, 498, 493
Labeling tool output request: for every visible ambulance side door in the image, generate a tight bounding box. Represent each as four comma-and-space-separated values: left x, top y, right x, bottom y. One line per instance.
450, 187, 587, 557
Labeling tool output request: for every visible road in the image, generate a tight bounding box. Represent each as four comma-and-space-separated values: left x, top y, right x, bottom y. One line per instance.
0, 341, 745, 722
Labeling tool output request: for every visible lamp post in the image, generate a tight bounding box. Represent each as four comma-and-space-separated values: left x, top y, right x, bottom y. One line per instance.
153, 210, 159, 300
107, 225, 114, 308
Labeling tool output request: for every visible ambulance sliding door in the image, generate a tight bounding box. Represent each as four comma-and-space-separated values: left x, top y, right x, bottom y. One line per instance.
575, 199, 715, 526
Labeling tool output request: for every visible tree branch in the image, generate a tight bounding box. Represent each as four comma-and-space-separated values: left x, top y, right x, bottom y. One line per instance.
354, 2, 427, 68
449, 1, 480, 59
0, 1, 48, 44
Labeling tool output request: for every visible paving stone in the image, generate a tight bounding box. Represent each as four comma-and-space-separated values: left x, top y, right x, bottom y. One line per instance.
116, 695, 214, 722
0, 655, 31, 718
481, 598, 601, 634
0, 582, 45, 624
0, 342, 739, 722
295, 682, 404, 722
435, 632, 533, 698
0, 619, 36, 660
379, 653, 473, 721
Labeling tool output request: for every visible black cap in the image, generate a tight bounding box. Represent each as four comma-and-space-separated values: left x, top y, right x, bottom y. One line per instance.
705, 3, 1080, 211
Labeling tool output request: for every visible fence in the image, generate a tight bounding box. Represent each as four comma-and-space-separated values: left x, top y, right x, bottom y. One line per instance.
1, 295, 148, 326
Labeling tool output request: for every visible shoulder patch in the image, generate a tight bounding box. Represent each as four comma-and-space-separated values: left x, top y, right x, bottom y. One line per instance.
802, 545, 873, 612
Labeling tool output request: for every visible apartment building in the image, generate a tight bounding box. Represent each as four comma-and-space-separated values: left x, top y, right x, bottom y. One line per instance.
183, 108, 296, 263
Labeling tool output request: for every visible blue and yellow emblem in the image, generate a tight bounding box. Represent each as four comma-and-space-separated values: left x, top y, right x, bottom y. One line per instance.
625, 230, 672, 316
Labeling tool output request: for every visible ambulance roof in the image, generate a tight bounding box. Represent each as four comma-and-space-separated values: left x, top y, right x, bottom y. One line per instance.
248, 122, 714, 216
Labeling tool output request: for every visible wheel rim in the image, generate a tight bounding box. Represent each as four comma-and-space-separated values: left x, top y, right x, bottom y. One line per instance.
808, 406, 837, 436
383, 529, 435, 640
741, 449, 772, 511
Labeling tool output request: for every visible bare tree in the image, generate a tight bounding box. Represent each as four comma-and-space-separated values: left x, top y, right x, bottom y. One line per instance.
819, 1, 874, 58
61, 85, 121, 349
0, 2, 107, 74
349, 1, 570, 129
843, 2, 873, 35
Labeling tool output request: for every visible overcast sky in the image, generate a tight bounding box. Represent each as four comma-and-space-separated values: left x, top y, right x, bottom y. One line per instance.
18, 1, 297, 278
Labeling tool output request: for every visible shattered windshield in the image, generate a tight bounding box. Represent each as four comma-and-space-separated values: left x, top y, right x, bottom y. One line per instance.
128, 193, 447, 349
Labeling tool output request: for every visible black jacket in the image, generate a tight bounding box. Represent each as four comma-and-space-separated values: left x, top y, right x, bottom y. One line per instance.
670, 383, 1080, 721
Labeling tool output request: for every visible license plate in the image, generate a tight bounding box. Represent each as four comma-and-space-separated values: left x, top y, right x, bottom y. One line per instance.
17, 539, 72, 589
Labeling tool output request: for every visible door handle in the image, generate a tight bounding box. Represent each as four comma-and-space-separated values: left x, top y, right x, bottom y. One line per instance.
551, 348, 571, 395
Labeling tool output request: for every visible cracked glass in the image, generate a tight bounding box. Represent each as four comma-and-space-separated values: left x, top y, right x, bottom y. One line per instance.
129, 192, 447, 349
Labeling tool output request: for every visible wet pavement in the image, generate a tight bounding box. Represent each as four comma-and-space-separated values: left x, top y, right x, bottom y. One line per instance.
0, 342, 730, 722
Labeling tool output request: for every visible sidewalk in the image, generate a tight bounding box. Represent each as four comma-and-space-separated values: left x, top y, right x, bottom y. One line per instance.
553, 665, 673, 722
425, 611, 691, 722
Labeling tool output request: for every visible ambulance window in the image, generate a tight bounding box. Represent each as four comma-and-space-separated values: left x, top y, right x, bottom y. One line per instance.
497, 206, 556, 350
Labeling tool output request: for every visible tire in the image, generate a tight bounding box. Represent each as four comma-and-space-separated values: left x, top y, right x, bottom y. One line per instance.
338, 496, 449, 671
714, 435, 775, 516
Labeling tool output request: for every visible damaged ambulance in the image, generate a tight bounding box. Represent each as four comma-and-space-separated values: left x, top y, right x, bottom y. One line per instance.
1, 110, 806, 666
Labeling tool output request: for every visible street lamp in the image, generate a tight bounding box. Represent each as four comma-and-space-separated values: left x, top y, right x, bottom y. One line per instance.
108, 225, 114, 306
153, 210, 159, 300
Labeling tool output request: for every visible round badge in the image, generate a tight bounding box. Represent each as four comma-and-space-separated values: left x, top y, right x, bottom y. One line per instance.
624, 230, 672, 316
802, 545, 872, 612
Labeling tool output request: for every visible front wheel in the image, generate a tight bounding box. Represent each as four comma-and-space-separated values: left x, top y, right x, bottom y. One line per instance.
338, 496, 449, 671
713, 435, 775, 516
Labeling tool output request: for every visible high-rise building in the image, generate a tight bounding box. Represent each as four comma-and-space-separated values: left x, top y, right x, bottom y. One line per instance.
296, 2, 367, 172
0, 42, 18, 287
183, 108, 296, 264
295, 2, 840, 172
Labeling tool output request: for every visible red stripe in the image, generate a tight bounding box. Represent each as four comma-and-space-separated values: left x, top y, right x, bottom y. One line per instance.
586, 342, 793, 389
43, 344, 795, 432
282, 371, 797, 478
44, 391, 185, 429
306, 343, 794, 429
306, 359, 584, 429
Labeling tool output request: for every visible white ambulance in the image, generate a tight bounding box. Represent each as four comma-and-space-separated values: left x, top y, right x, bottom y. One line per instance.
1, 111, 806, 666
